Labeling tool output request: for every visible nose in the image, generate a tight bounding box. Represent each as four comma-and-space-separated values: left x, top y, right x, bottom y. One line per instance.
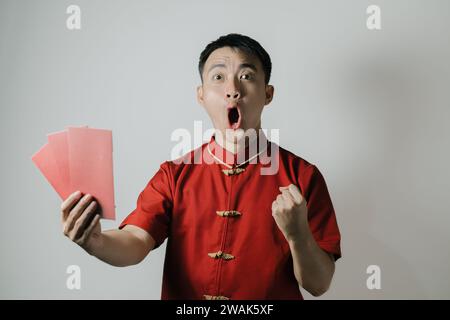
226, 91, 240, 100
225, 79, 241, 101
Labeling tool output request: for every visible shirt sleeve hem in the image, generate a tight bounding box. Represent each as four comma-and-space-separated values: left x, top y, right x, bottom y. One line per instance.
316, 241, 342, 261
118, 218, 166, 249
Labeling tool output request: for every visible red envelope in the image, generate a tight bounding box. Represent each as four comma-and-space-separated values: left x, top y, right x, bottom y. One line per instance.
67, 127, 116, 220
47, 130, 71, 199
31, 143, 70, 200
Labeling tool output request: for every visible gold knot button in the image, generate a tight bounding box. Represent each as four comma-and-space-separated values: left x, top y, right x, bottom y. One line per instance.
204, 295, 230, 300
222, 168, 245, 176
208, 251, 235, 260
216, 210, 242, 217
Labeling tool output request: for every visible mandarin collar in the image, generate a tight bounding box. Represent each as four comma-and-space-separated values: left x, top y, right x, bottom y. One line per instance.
207, 131, 269, 167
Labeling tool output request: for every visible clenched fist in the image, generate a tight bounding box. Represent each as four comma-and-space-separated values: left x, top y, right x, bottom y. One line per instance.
271, 184, 308, 242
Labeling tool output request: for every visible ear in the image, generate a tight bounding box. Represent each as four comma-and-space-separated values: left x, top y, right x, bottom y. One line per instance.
264, 85, 274, 105
197, 85, 204, 106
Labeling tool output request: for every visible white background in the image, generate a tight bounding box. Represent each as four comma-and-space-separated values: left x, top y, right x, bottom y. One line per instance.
1, 0, 449, 299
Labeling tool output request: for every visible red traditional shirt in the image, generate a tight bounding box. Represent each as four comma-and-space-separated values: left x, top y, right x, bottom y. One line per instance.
119, 134, 341, 300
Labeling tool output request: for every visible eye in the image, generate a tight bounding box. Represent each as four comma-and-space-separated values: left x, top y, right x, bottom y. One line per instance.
213, 74, 223, 80
240, 73, 253, 80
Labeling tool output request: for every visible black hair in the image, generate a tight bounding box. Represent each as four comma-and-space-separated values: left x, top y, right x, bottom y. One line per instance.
198, 33, 272, 84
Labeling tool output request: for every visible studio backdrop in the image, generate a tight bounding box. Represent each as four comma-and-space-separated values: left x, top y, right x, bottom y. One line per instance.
1, 0, 449, 299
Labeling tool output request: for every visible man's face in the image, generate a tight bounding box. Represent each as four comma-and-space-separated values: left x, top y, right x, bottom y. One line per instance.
197, 46, 274, 145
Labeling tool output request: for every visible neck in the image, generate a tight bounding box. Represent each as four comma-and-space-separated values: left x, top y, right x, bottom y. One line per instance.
215, 126, 262, 155
214, 136, 238, 154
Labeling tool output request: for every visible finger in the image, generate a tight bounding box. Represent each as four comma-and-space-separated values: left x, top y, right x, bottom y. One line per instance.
276, 193, 291, 210
64, 194, 93, 234
76, 214, 101, 246
279, 185, 296, 204
280, 188, 295, 204
72, 201, 98, 240
271, 201, 279, 214
276, 194, 284, 205
288, 184, 303, 205
61, 191, 82, 222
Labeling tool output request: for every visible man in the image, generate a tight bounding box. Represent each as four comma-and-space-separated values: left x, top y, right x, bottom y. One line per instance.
60, 34, 341, 299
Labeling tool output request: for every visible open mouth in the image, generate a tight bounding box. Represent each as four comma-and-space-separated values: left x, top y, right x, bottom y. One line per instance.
227, 106, 241, 130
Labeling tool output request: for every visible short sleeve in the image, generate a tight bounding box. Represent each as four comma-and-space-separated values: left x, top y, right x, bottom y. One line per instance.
300, 165, 342, 261
119, 161, 173, 248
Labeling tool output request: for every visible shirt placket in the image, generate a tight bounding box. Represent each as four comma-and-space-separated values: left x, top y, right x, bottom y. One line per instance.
205, 164, 245, 300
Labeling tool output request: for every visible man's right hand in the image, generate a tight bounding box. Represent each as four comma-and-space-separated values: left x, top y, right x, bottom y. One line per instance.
61, 191, 103, 255
60, 191, 156, 267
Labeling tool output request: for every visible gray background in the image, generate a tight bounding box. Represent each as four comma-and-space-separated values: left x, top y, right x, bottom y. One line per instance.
1, 0, 449, 299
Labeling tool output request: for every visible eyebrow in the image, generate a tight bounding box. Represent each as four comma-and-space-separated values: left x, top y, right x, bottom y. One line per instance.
207, 63, 258, 74
239, 63, 257, 72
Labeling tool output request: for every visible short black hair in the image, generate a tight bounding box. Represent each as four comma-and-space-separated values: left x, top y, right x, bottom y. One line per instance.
198, 33, 272, 84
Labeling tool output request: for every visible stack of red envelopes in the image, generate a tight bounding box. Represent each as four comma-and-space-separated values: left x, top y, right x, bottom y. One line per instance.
32, 126, 115, 220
